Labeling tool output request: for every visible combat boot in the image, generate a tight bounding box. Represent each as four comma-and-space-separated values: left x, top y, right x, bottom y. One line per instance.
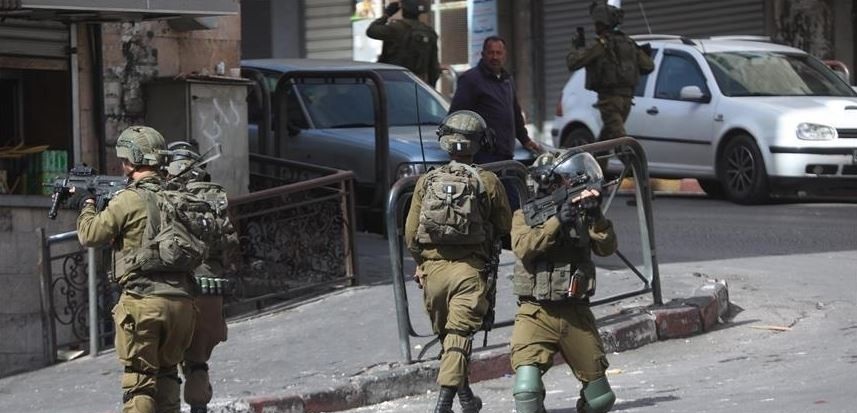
458, 382, 482, 413
433, 386, 456, 413
190, 406, 208, 413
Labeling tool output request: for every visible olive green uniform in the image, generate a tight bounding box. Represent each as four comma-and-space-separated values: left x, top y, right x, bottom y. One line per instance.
509, 209, 616, 383
366, 15, 441, 86
404, 168, 512, 387
567, 31, 655, 141
77, 174, 196, 413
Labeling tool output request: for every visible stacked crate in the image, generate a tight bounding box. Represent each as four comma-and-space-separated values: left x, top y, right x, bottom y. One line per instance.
28, 150, 68, 195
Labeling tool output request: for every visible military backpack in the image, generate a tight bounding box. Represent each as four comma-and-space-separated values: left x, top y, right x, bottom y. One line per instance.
416, 161, 487, 245
128, 181, 221, 274
394, 19, 437, 78
586, 32, 642, 92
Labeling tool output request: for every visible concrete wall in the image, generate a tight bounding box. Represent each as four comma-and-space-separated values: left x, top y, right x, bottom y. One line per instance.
0, 205, 77, 378
99, 16, 242, 175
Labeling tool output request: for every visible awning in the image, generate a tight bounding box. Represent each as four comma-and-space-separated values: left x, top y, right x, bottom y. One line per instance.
0, 0, 239, 21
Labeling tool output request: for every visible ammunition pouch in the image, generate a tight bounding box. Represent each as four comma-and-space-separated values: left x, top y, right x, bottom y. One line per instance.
194, 276, 234, 296
513, 260, 596, 301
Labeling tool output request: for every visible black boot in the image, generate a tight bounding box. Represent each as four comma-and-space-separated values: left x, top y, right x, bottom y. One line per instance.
458, 383, 483, 413
434, 386, 456, 413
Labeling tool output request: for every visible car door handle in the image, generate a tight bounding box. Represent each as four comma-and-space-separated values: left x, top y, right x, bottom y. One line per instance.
646, 106, 659, 115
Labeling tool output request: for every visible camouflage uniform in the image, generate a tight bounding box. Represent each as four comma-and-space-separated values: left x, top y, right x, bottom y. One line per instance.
566, 31, 654, 141
78, 173, 196, 413
404, 167, 511, 386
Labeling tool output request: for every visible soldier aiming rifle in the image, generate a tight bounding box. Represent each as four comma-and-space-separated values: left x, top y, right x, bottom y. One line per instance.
47, 165, 127, 219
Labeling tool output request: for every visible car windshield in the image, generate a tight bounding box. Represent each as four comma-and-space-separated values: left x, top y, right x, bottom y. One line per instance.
293, 70, 448, 128
705, 51, 857, 97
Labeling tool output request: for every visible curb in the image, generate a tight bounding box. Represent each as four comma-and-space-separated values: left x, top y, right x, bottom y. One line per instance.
210, 280, 730, 413
619, 178, 706, 196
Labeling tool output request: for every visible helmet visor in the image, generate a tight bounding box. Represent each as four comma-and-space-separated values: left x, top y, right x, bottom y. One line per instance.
552, 151, 603, 185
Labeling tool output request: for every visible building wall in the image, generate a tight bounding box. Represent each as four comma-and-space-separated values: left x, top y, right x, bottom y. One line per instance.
98, 16, 241, 174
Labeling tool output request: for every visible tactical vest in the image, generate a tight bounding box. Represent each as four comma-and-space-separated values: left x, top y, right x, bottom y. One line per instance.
512, 223, 597, 301
382, 18, 436, 81
585, 32, 641, 96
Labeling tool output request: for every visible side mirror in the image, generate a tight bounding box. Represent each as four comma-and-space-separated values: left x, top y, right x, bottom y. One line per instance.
679, 85, 710, 103
286, 121, 302, 137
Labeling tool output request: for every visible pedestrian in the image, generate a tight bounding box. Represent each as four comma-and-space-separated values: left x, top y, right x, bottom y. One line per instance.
366, 0, 440, 87
165, 142, 239, 413
509, 150, 618, 413
566, 0, 654, 143
449, 35, 541, 209
404, 110, 512, 413
72, 126, 198, 413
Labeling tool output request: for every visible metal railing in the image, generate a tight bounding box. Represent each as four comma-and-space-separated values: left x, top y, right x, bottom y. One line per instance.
386, 137, 661, 362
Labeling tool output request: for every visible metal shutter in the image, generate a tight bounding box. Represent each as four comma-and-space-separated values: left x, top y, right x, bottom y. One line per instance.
542, 0, 765, 120
0, 18, 68, 59
304, 0, 353, 59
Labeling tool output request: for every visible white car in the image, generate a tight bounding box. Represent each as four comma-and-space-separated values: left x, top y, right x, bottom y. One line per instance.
551, 35, 857, 204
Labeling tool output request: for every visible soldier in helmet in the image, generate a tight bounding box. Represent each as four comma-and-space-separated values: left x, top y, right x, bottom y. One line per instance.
367, 0, 441, 87
567, 0, 654, 144
404, 110, 512, 413
166, 142, 238, 413
72, 126, 197, 413
509, 150, 618, 413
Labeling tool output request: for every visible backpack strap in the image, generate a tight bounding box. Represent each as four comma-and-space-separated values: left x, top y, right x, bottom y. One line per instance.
453, 161, 486, 195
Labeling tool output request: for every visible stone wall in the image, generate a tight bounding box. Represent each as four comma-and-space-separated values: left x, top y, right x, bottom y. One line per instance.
0, 205, 77, 378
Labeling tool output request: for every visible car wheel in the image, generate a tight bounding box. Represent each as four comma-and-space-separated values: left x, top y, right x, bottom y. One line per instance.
561, 127, 594, 148
717, 134, 769, 204
697, 178, 725, 199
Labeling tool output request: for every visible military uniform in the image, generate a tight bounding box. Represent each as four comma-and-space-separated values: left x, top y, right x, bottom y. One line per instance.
566, 30, 654, 141
404, 166, 511, 386
78, 173, 196, 413
366, 2, 440, 86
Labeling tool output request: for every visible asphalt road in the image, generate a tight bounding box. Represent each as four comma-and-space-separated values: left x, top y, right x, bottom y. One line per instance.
345, 195, 857, 413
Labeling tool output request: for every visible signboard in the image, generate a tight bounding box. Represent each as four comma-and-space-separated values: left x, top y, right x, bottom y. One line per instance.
467, 0, 497, 66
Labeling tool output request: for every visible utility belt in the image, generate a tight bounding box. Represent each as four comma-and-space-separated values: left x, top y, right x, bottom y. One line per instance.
194, 276, 235, 296
518, 295, 590, 306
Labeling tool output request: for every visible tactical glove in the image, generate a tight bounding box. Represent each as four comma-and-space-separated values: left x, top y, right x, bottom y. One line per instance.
557, 201, 577, 226
67, 189, 96, 211
579, 194, 603, 221
384, 1, 400, 16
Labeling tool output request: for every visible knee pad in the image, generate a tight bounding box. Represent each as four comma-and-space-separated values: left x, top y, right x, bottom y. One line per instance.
581, 377, 616, 413
513, 365, 545, 413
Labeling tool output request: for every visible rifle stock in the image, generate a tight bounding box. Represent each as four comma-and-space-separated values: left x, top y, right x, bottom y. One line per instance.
47, 165, 127, 219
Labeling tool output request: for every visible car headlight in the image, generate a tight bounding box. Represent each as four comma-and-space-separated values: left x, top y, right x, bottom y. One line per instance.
796, 123, 837, 140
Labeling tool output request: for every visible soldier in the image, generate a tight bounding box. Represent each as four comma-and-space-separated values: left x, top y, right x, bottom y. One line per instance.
404, 110, 512, 413
72, 126, 197, 413
366, 0, 440, 87
165, 142, 238, 413
567, 0, 654, 143
509, 150, 618, 413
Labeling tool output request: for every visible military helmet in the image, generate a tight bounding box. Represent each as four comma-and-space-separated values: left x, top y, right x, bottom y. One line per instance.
552, 150, 604, 185
115, 126, 167, 166
401, 0, 426, 16
589, 0, 623, 28
166, 141, 201, 177
436, 110, 492, 156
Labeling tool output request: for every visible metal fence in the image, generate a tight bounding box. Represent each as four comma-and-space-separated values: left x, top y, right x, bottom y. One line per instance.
36, 155, 359, 361
386, 137, 661, 362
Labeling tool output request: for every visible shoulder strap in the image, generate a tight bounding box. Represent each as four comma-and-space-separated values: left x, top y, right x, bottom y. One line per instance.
456, 161, 486, 195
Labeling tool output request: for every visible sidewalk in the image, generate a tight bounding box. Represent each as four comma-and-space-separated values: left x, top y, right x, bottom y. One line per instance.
0, 231, 729, 413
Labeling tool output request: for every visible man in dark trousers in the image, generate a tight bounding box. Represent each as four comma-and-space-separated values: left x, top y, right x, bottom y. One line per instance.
367, 0, 440, 87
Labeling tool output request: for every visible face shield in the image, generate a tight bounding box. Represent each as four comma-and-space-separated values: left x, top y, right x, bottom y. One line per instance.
551, 151, 604, 187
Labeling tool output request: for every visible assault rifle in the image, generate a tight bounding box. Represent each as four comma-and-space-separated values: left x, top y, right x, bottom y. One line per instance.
481, 238, 502, 347
522, 174, 619, 228
47, 165, 127, 219
573, 26, 586, 49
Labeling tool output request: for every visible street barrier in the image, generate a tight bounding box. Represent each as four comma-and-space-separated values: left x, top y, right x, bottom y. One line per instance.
387, 137, 662, 362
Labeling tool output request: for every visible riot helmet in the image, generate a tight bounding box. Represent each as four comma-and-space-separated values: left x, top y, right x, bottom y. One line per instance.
166, 141, 201, 177
115, 126, 167, 167
551, 150, 604, 187
401, 0, 426, 18
528, 151, 561, 193
436, 110, 493, 157
589, 0, 623, 29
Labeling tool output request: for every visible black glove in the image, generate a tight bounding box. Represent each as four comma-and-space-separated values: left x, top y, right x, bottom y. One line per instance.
640, 43, 653, 57
67, 189, 95, 211
578, 193, 603, 221
384, 1, 400, 16
557, 201, 577, 226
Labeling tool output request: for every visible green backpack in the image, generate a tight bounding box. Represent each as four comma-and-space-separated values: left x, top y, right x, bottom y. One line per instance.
416, 161, 487, 245
131, 183, 220, 273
